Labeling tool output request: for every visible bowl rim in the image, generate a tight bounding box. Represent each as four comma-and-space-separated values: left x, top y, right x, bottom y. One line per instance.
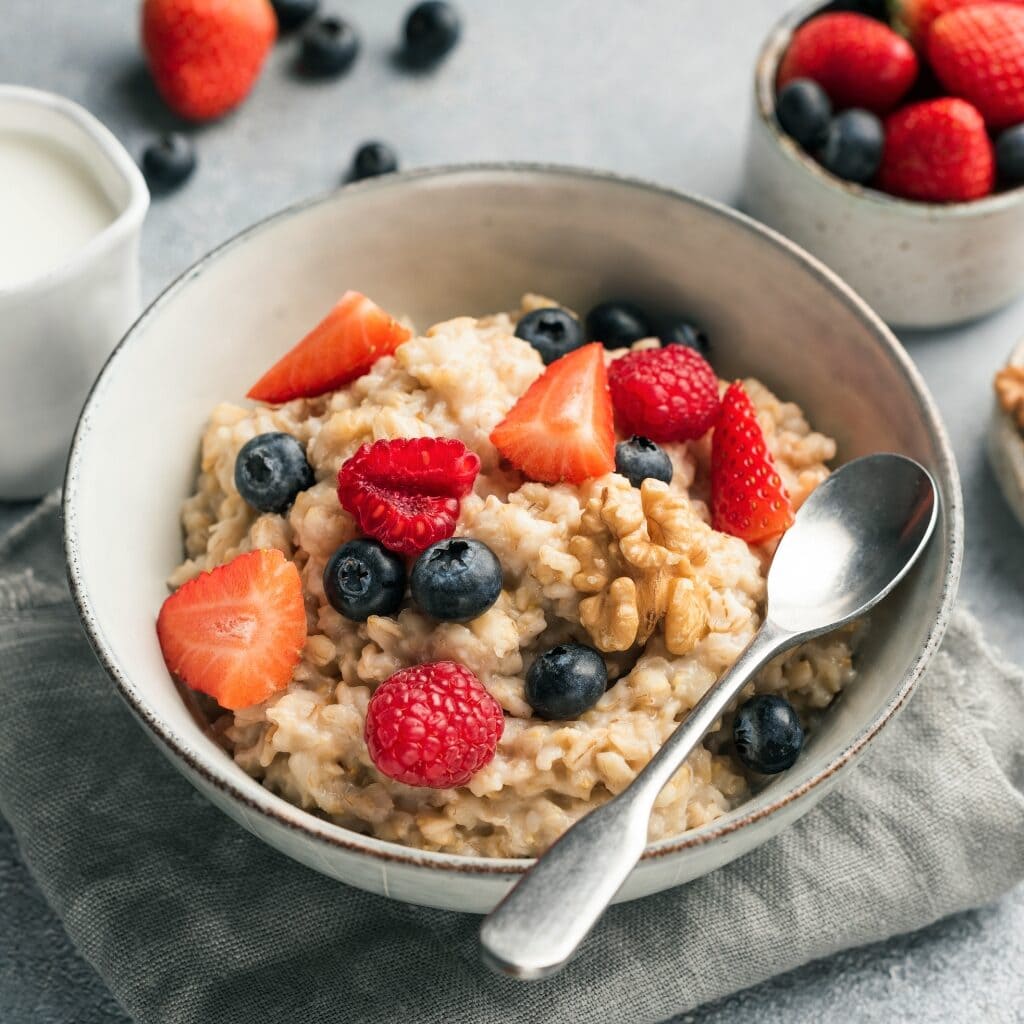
63, 162, 964, 878
754, 0, 1024, 218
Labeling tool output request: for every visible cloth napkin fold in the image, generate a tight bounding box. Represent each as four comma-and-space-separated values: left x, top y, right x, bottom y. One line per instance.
1, 498, 1022, 1024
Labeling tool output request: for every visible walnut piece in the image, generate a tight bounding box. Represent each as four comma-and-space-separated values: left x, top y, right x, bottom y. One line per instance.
995, 365, 1024, 432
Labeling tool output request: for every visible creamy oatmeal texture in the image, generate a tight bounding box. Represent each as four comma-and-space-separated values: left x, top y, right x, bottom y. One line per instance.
171, 297, 853, 858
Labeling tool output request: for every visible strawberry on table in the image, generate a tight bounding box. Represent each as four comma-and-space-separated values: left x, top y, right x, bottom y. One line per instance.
489, 342, 615, 485
156, 549, 307, 711
248, 291, 411, 404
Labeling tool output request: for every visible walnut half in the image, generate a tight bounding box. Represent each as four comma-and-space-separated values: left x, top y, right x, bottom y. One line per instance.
995, 365, 1024, 432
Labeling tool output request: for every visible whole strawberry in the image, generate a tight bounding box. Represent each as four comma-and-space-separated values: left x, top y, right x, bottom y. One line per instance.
142, 0, 277, 121
878, 97, 995, 201
928, 3, 1024, 129
892, 0, 1024, 49
777, 12, 919, 113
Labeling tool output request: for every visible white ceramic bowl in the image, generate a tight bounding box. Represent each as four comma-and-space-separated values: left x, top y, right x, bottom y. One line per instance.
742, 0, 1024, 330
0, 85, 148, 498
64, 165, 962, 913
988, 338, 1024, 529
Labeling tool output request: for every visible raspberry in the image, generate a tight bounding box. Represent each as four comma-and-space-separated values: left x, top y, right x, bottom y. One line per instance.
607, 346, 720, 442
365, 661, 504, 788
337, 437, 480, 556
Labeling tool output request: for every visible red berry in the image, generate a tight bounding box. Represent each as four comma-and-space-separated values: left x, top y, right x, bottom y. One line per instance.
142, 0, 277, 122
778, 13, 919, 113
337, 437, 480, 556
365, 662, 504, 788
156, 549, 307, 710
928, 4, 1024, 129
878, 98, 995, 202
711, 382, 794, 544
607, 346, 720, 443
892, 0, 1024, 49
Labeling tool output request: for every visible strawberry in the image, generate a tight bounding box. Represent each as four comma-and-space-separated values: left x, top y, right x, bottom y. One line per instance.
248, 291, 412, 404
156, 549, 307, 710
711, 382, 794, 545
777, 13, 919, 113
891, 0, 1024, 49
142, 0, 277, 122
489, 343, 615, 485
878, 98, 995, 201
928, 4, 1024, 129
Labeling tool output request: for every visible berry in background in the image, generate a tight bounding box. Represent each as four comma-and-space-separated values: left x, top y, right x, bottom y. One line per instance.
141, 134, 196, 193
585, 300, 653, 348
350, 141, 399, 181
300, 15, 360, 76
515, 307, 585, 364
815, 109, 885, 183
776, 78, 833, 150
402, 1, 461, 66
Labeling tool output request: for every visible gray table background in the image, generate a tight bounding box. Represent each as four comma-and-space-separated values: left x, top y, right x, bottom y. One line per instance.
3, 1, 1023, 1020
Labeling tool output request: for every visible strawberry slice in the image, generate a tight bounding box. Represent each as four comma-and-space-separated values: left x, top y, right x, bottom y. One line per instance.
489, 342, 615, 485
156, 549, 307, 710
711, 382, 795, 544
248, 291, 411, 404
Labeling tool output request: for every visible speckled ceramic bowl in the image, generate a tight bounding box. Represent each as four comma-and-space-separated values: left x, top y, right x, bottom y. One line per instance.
64, 165, 962, 912
742, 0, 1024, 329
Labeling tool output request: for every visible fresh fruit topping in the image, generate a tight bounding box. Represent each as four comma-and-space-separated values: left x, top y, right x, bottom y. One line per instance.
410, 538, 503, 622
271, 0, 318, 32
815, 108, 885, 183
660, 319, 711, 356
878, 97, 995, 201
323, 538, 406, 621
300, 15, 360, 76
140, 133, 197, 193
489, 343, 616, 485
350, 140, 399, 181
607, 345, 720, 443
234, 432, 315, 513
732, 694, 805, 774
928, 4, 1024, 129
142, 0, 276, 121
248, 291, 411, 404
710, 381, 794, 544
776, 78, 834, 149
156, 549, 306, 710
777, 13, 919, 113
525, 643, 608, 720
365, 661, 503, 788
337, 437, 480, 556
892, 0, 970, 48
402, 1, 461, 67
585, 300, 653, 349
514, 307, 585, 365
614, 435, 674, 489
996, 122, 1024, 183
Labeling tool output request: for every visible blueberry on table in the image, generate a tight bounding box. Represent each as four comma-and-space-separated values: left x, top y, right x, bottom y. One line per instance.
776, 78, 832, 151
140, 134, 196, 193
300, 16, 360, 76
732, 694, 805, 774
660, 319, 710, 357
526, 643, 608, 720
350, 141, 399, 181
815, 109, 884, 185
585, 300, 653, 349
403, 1, 461, 67
615, 436, 674, 489
234, 432, 315, 513
996, 124, 1024, 186
324, 539, 406, 620
411, 538, 503, 622
515, 307, 584, 365
271, 0, 319, 32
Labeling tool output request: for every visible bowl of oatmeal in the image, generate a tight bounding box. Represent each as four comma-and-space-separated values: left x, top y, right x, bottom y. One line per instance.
64, 165, 962, 912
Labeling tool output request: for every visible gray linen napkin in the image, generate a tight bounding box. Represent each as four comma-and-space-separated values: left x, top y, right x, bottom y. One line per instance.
1, 497, 1022, 1024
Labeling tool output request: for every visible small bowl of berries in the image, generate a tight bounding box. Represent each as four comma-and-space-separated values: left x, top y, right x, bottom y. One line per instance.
743, 0, 1024, 329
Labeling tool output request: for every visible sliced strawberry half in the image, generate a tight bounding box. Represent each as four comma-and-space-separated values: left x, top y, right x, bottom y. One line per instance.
489, 342, 615, 485
248, 291, 411, 404
156, 549, 307, 710
711, 381, 795, 545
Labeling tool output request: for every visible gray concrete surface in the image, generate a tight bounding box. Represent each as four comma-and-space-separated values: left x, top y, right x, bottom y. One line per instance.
2, 0, 1022, 1020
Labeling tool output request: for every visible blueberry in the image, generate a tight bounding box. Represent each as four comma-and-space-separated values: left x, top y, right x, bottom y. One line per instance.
234, 432, 315, 513
324, 539, 406, 621
271, 0, 318, 32
526, 643, 608, 720
301, 16, 360, 76
996, 124, 1024, 187
776, 79, 832, 151
403, 1, 461, 67
660, 319, 710, 356
515, 307, 584, 364
350, 141, 399, 181
140, 134, 196, 194
585, 300, 653, 349
815, 110, 884, 184
823, 0, 887, 17
732, 695, 805, 774
411, 538, 502, 622
615, 436, 674, 489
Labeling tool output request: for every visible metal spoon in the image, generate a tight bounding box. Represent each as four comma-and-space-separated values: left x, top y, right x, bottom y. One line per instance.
480, 452, 938, 979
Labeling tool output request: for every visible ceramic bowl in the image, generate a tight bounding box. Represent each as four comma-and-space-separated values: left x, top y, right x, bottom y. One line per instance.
742, 0, 1024, 330
64, 165, 963, 913
988, 338, 1024, 528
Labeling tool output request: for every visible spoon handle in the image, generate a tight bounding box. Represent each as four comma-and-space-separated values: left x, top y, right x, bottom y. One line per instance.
479, 619, 796, 980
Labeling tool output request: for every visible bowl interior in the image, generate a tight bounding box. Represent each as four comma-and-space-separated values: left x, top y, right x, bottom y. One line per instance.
65, 166, 961, 870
